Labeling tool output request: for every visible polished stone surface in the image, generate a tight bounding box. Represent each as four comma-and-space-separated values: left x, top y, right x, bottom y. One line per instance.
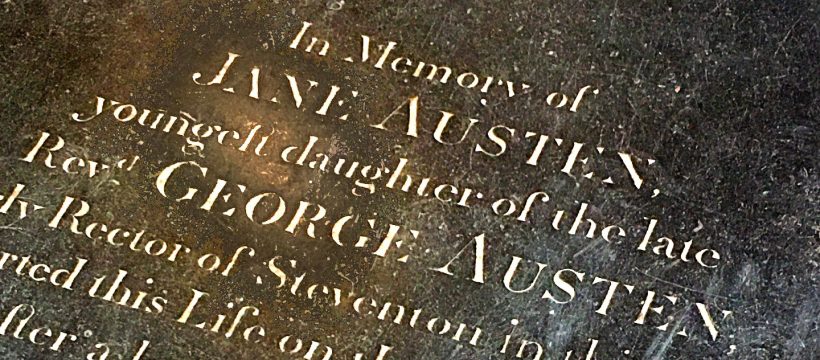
0, 1, 816, 359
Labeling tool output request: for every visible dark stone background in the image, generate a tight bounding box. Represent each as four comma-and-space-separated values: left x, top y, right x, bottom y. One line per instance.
0, 1, 816, 359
